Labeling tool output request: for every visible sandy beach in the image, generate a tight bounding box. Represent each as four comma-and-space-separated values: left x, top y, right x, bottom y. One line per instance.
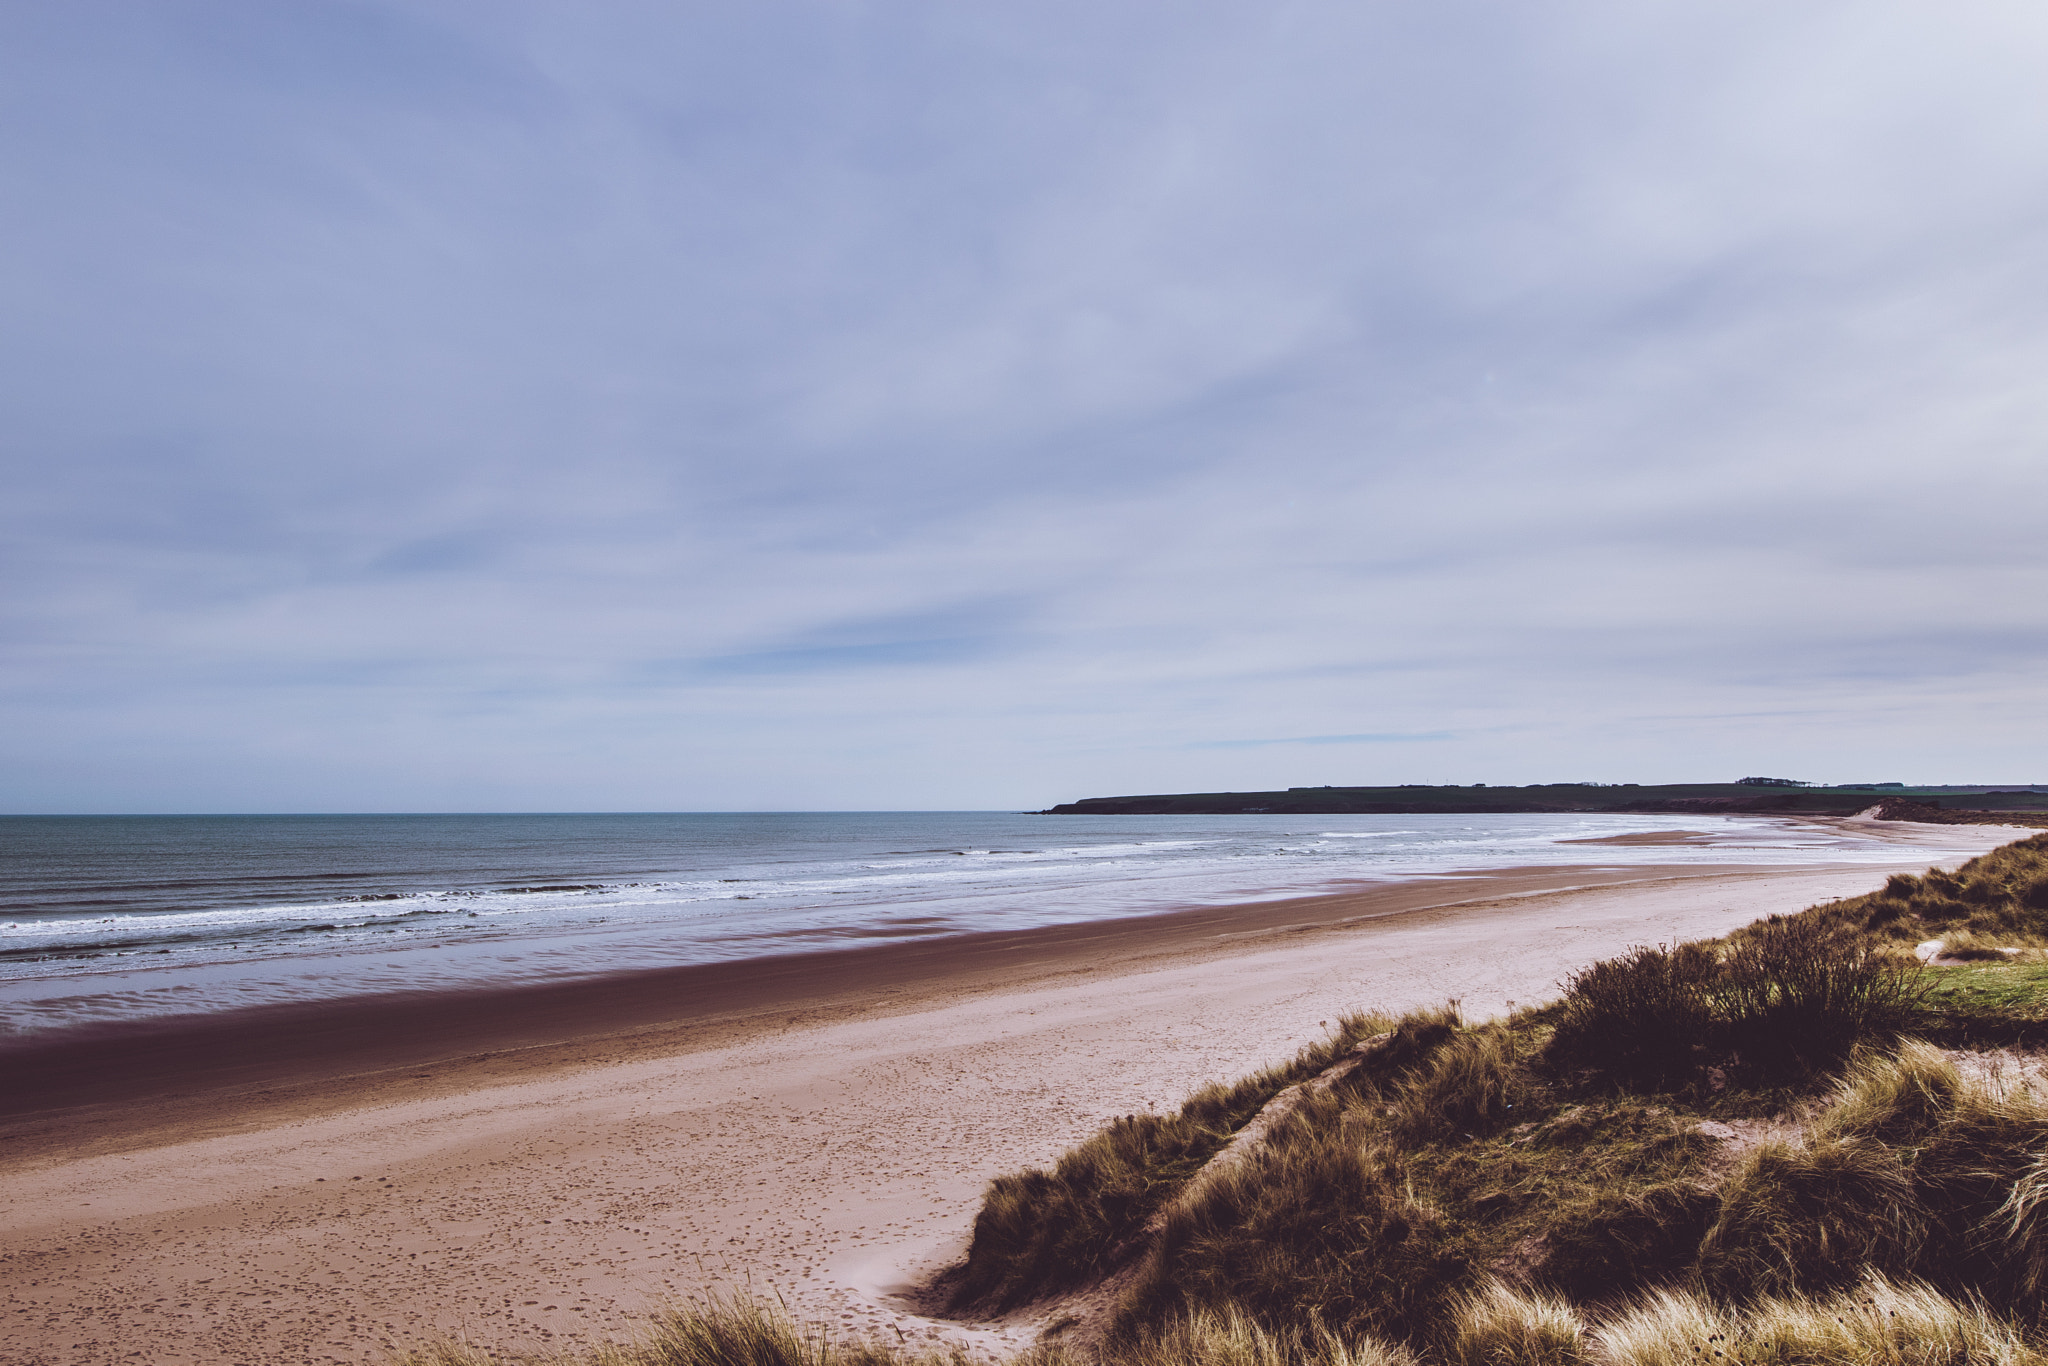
0, 819, 2029, 1366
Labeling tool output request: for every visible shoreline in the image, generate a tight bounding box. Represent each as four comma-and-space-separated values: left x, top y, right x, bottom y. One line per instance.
3, 861, 1765, 1159
0, 821, 2031, 1365
2, 810, 2026, 1162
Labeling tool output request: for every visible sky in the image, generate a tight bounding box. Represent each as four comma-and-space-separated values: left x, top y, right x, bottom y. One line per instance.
4, 1, 2047, 813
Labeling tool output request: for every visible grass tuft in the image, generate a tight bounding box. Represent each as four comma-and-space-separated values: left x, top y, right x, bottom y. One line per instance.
1385, 1024, 1534, 1147
1589, 1287, 1731, 1366
1693, 1136, 1922, 1300
392, 1295, 962, 1366
1089, 1306, 1417, 1366
1811, 1039, 1965, 1147
1442, 1281, 1586, 1366
392, 1341, 504, 1366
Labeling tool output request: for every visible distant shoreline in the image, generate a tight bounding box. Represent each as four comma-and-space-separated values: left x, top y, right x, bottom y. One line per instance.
0, 860, 1800, 1159
1038, 782, 2048, 819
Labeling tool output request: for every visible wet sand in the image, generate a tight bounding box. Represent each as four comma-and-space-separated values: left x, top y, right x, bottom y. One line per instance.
0, 820, 2026, 1365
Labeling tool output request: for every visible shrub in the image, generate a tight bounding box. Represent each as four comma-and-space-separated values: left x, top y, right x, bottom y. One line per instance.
1549, 919, 1923, 1085
1718, 914, 1923, 1074
1546, 943, 1718, 1086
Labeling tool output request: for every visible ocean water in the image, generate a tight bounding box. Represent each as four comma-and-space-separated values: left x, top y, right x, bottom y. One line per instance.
0, 811, 1965, 1037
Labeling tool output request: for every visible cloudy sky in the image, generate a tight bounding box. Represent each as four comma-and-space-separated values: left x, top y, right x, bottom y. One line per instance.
5, 1, 2047, 812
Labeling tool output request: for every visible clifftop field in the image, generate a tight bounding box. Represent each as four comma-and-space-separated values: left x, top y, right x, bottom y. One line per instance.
1039, 781, 2048, 820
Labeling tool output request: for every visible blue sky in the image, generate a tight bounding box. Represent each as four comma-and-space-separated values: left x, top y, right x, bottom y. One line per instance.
5, 1, 2047, 812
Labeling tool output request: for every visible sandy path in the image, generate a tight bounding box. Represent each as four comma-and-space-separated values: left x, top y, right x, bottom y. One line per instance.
0, 827, 2024, 1365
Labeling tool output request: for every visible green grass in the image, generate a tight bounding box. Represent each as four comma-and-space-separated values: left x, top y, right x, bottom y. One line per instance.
1920, 962, 2048, 1017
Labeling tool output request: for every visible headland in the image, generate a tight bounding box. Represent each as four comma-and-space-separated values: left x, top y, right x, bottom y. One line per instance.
1038, 780, 2048, 820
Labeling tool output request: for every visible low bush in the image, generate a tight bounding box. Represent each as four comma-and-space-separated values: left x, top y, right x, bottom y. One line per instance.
1718, 915, 1923, 1073
1546, 944, 1718, 1086
1546, 918, 1921, 1085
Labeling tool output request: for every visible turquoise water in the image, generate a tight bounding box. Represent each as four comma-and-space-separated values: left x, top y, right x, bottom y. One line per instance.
0, 810, 1957, 1035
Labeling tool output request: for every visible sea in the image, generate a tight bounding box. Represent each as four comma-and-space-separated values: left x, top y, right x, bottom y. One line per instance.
0, 810, 1962, 1039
